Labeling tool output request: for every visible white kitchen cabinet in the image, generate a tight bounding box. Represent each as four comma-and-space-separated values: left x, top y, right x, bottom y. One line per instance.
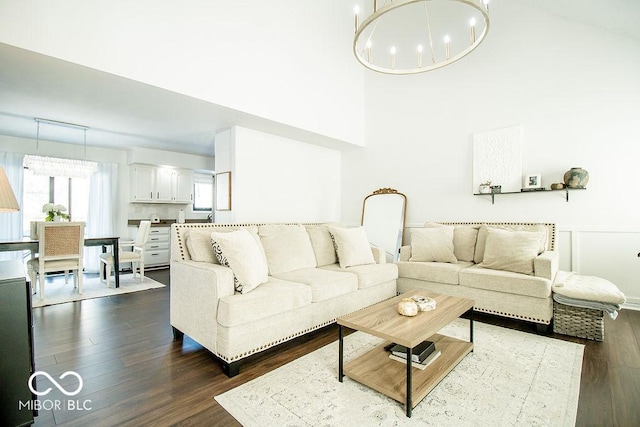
130, 164, 193, 204
173, 169, 194, 203
144, 226, 170, 267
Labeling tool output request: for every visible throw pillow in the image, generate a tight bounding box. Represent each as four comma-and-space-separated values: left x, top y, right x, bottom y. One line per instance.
424, 222, 478, 262
479, 228, 541, 275
258, 224, 317, 275
410, 226, 457, 263
306, 225, 338, 266
328, 226, 375, 268
474, 224, 548, 264
185, 229, 218, 263
211, 229, 269, 294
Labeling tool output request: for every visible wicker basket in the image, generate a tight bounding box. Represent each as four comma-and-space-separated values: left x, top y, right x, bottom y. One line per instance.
553, 301, 604, 341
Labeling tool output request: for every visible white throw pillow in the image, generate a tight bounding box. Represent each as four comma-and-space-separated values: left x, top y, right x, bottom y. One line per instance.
328, 226, 375, 268
410, 227, 457, 263
211, 229, 269, 294
258, 224, 317, 275
474, 224, 548, 264
479, 228, 541, 275
306, 225, 338, 266
186, 229, 218, 263
424, 222, 478, 262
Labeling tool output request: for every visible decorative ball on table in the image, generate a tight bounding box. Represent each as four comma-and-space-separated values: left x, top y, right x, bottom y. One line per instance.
397, 298, 419, 317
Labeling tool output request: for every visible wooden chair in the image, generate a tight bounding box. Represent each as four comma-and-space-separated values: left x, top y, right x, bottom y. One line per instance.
27, 222, 85, 301
99, 220, 151, 287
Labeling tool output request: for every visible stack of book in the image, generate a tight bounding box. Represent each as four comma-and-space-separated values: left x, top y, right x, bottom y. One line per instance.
387, 340, 441, 370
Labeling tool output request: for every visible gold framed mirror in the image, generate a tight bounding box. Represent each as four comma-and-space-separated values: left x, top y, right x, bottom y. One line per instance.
361, 188, 407, 262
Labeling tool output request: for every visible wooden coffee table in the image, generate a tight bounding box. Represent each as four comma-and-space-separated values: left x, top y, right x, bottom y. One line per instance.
337, 290, 474, 417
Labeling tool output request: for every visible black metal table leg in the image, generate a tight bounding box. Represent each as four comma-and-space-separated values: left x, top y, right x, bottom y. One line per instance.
470, 308, 474, 351
406, 345, 412, 417
338, 325, 344, 382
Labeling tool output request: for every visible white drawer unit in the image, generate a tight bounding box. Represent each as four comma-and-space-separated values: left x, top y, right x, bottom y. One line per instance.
145, 226, 170, 267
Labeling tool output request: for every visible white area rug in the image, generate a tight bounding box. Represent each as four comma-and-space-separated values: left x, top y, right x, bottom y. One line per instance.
215, 319, 584, 426
31, 273, 165, 308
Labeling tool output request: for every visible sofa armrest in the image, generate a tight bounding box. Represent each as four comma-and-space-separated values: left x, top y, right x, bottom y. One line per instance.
169, 260, 235, 352
534, 250, 559, 281
370, 245, 386, 264
399, 245, 411, 262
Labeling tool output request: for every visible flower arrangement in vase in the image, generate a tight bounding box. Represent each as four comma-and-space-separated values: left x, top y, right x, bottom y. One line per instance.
43, 203, 70, 221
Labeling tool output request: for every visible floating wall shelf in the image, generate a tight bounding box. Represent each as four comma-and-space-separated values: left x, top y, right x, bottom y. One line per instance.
474, 188, 586, 204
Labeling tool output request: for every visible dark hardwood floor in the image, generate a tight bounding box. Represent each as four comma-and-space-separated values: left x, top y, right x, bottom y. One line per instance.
29, 269, 640, 426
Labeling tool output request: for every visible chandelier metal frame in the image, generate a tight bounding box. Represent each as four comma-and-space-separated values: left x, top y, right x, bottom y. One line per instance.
353, 0, 490, 75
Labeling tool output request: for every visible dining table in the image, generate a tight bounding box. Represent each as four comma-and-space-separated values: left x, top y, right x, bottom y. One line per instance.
0, 236, 121, 288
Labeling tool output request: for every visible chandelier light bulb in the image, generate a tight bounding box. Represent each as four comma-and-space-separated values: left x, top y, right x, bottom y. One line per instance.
444, 35, 451, 60
470, 17, 477, 43
390, 46, 396, 69
417, 44, 423, 52
365, 39, 372, 62
417, 44, 423, 68
366, 39, 372, 49
353, 5, 360, 14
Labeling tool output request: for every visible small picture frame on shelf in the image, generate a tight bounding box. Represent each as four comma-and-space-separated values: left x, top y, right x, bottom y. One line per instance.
523, 173, 542, 189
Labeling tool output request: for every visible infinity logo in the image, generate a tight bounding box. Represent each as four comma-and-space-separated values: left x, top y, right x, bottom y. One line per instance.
28, 371, 84, 397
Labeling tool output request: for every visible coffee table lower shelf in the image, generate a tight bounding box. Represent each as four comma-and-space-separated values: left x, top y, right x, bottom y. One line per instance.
343, 333, 473, 408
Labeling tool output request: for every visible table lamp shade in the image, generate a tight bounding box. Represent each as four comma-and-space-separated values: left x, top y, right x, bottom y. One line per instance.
0, 166, 20, 212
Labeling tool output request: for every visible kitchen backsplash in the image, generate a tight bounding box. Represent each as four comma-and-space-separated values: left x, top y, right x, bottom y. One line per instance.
128, 203, 208, 222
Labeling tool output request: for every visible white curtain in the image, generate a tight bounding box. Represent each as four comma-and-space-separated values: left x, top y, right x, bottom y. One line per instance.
0, 151, 25, 261
84, 162, 118, 273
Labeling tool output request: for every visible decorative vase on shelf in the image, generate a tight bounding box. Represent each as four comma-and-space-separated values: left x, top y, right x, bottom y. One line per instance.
563, 167, 589, 189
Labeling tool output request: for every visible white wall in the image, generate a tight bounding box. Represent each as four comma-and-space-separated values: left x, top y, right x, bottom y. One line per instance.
0, 0, 364, 146
215, 126, 340, 223
341, 1, 640, 304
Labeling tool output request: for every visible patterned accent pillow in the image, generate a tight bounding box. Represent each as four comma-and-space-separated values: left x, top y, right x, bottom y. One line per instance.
210, 229, 269, 294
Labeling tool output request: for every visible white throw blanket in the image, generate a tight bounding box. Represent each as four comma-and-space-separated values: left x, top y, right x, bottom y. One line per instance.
552, 271, 626, 319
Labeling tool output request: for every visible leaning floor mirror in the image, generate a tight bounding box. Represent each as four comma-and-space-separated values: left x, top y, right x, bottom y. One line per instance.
361, 188, 407, 262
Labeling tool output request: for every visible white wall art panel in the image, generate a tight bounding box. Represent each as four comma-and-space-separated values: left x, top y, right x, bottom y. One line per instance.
473, 126, 523, 194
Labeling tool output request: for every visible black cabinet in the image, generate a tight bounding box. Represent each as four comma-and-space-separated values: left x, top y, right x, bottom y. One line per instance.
0, 260, 35, 426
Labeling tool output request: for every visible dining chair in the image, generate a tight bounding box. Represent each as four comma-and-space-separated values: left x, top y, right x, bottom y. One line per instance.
27, 221, 85, 301
99, 220, 151, 287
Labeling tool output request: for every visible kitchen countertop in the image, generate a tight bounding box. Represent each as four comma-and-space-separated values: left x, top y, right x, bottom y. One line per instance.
127, 219, 209, 227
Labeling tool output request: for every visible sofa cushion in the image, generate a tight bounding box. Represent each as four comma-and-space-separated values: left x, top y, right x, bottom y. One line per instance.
397, 261, 474, 285
211, 229, 269, 294
410, 226, 457, 263
459, 265, 552, 299
217, 277, 312, 327
479, 228, 543, 275
306, 225, 338, 266
320, 262, 398, 290
273, 267, 358, 302
186, 226, 259, 264
258, 224, 317, 275
424, 223, 479, 262
474, 224, 548, 264
328, 226, 375, 268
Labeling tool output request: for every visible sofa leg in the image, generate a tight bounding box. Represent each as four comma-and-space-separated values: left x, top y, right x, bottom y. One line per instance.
172, 326, 184, 341
536, 323, 551, 334
223, 361, 241, 378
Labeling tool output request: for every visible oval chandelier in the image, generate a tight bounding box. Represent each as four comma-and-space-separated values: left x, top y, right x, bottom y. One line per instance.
353, 0, 490, 74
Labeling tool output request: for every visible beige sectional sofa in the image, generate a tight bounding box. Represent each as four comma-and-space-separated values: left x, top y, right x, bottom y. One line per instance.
170, 222, 398, 376
397, 222, 558, 329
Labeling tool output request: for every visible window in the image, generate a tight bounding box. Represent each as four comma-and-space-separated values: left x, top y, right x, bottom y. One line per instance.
193, 174, 213, 211
22, 168, 90, 237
